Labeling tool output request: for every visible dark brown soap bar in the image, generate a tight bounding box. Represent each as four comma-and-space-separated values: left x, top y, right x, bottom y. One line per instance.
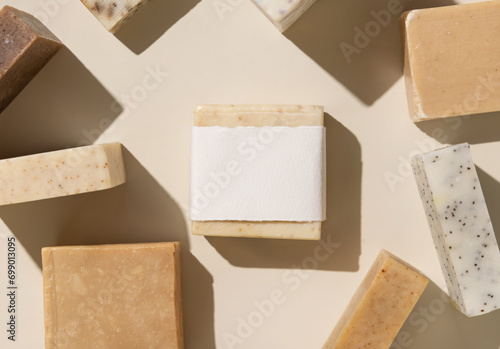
0, 6, 62, 112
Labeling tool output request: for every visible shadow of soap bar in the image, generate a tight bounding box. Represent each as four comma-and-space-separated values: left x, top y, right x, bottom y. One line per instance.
401, 1, 500, 122
42, 242, 184, 349
0, 143, 126, 205
81, 0, 150, 33
251, 0, 317, 32
323, 250, 428, 349
0, 6, 62, 113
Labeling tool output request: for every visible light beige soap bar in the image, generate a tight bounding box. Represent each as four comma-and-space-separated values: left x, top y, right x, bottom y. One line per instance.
323, 250, 429, 349
0, 143, 125, 205
401, 1, 500, 121
42, 242, 184, 349
192, 104, 323, 240
81, 0, 149, 33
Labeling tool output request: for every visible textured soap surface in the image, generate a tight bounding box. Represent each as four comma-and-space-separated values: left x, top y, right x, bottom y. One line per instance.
81, 0, 149, 33
42, 242, 184, 349
412, 143, 500, 316
191, 104, 324, 240
251, 0, 316, 32
0, 143, 126, 205
0, 6, 62, 112
401, 1, 500, 121
323, 250, 429, 349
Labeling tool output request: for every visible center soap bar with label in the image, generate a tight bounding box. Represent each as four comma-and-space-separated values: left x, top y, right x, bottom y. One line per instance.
251, 0, 316, 32
42, 242, 184, 349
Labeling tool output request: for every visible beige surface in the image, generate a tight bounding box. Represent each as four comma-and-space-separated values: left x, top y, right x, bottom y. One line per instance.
192, 104, 323, 240
0, 143, 125, 205
401, 1, 500, 121
80, 0, 149, 33
42, 242, 183, 349
323, 250, 429, 349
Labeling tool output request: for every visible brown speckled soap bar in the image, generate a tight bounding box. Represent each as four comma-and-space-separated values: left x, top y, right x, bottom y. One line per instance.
0, 6, 62, 112
323, 250, 429, 349
42, 242, 184, 349
81, 0, 150, 33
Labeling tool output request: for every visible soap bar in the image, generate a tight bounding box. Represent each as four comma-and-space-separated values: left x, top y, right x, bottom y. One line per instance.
81, 0, 149, 33
42, 242, 183, 349
191, 104, 324, 240
251, 0, 316, 32
412, 143, 500, 316
0, 143, 126, 205
401, 2, 500, 121
0, 6, 62, 112
323, 250, 428, 349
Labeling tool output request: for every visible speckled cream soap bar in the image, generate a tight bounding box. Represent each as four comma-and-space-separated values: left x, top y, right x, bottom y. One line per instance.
401, 1, 500, 121
80, 0, 149, 33
42, 242, 184, 349
0, 143, 125, 205
323, 250, 428, 349
412, 143, 500, 316
251, 0, 316, 32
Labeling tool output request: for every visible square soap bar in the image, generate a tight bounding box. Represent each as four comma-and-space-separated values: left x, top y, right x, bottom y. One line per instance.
42, 242, 184, 349
251, 0, 316, 32
412, 143, 500, 316
0, 6, 62, 112
191, 104, 324, 240
0, 143, 126, 205
401, 1, 500, 121
323, 250, 429, 349
81, 0, 149, 33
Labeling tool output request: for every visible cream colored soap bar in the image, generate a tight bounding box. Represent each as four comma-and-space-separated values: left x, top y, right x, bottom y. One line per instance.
191, 104, 323, 240
323, 250, 429, 349
42, 242, 184, 349
401, 1, 500, 121
0, 143, 125, 205
81, 0, 149, 33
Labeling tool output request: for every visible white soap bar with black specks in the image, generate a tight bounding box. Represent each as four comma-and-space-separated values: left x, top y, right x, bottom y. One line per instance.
81, 0, 149, 33
0, 143, 126, 205
251, 0, 316, 32
412, 143, 500, 317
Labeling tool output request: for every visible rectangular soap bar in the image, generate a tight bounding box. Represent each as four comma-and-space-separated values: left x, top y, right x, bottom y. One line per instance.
42, 242, 183, 349
323, 250, 429, 349
401, 2, 500, 121
0, 6, 62, 112
0, 143, 126, 205
251, 0, 316, 32
191, 104, 323, 240
412, 143, 500, 316
81, 0, 149, 33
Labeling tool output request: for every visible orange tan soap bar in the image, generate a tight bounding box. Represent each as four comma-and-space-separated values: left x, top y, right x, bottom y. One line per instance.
401, 1, 500, 121
323, 250, 429, 349
42, 242, 184, 349
0, 6, 62, 112
0, 143, 125, 205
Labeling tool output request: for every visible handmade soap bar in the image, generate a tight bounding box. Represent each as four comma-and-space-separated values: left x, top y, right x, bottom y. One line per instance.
323, 250, 428, 349
0, 143, 126, 205
251, 0, 316, 32
401, 1, 500, 121
81, 0, 149, 33
412, 143, 500, 316
0, 6, 62, 112
191, 104, 324, 240
42, 242, 183, 349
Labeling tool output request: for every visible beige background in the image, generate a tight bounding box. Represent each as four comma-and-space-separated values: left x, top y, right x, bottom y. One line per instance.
1, 0, 500, 348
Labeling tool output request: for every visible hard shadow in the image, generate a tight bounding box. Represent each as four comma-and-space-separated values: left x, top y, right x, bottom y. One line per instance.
476, 167, 500, 246
285, 0, 456, 105
0, 47, 122, 159
206, 113, 362, 271
0, 146, 215, 348
115, 0, 201, 54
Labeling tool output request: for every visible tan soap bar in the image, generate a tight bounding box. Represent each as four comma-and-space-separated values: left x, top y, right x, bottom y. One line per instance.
42, 242, 184, 349
191, 104, 323, 240
0, 143, 125, 205
401, 1, 500, 121
0, 6, 62, 112
81, 0, 149, 33
323, 250, 429, 349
